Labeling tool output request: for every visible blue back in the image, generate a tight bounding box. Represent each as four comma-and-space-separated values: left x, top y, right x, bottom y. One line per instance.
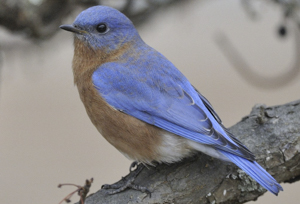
92, 44, 254, 160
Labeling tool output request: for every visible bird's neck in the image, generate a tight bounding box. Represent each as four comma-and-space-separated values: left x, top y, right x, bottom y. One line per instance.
72, 37, 134, 85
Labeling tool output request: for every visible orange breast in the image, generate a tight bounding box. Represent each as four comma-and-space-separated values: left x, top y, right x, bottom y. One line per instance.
78, 77, 164, 163
72, 37, 163, 163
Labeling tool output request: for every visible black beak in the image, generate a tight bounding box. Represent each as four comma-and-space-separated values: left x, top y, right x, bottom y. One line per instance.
59, 24, 86, 35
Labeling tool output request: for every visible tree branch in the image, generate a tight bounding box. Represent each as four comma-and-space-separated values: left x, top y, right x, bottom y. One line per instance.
81, 100, 300, 204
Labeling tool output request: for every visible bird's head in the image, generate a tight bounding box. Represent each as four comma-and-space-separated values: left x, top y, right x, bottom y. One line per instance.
60, 6, 141, 52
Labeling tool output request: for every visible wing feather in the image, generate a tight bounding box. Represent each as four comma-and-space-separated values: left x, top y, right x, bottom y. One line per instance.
92, 61, 255, 161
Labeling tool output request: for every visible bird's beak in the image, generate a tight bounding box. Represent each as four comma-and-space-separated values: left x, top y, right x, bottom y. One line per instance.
59, 24, 87, 35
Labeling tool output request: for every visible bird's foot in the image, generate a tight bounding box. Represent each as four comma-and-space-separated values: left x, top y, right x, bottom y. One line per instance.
101, 161, 151, 196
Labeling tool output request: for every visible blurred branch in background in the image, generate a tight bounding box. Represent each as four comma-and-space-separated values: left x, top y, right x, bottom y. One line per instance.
242, 0, 300, 36
0, 0, 183, 39
216, 0, 300, 89
215, 23, 300, 89
0, 0, 70, 39
0, 0, 299, 39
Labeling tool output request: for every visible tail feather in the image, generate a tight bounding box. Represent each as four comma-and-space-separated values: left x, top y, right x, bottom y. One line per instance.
220, 151, 283, 195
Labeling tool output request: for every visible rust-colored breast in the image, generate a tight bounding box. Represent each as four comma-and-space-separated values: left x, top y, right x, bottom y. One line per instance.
72, 38, 163, 163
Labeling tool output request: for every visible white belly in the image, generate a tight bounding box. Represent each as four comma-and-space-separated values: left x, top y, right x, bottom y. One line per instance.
156, 132, 231, 163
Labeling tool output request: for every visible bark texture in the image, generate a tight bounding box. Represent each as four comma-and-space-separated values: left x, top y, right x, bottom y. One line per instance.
82, 100, 300, 204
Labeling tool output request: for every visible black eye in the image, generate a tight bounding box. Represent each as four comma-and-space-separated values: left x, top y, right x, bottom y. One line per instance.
96, 23, 108, 33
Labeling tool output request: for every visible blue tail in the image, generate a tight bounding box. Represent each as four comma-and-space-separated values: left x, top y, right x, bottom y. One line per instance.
220, 151, 283, 195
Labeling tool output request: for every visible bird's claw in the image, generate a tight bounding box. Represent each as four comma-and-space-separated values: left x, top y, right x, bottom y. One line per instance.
101, 162, 151, 196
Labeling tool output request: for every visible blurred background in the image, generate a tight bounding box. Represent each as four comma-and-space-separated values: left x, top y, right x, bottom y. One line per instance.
1, 0, 300, 203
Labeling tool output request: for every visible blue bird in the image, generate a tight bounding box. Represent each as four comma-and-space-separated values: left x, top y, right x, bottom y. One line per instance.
60, 5, 283, 195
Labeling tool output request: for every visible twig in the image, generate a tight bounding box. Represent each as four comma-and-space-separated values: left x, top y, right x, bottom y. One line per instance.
58, 178, 93, 204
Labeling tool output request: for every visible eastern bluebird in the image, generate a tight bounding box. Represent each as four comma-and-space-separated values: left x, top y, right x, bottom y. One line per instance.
60, 6, 283, 195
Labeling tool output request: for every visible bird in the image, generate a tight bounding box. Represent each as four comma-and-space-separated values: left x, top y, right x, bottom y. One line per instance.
60, 5, 283, 196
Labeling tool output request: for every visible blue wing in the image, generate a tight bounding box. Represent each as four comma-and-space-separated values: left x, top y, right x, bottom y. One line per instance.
92, 49, 283, 194
92, 53, 254, 161
91, 47, 282, 194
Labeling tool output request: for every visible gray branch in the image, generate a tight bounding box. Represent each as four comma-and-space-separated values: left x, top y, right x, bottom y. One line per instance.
81, 100, 300, 204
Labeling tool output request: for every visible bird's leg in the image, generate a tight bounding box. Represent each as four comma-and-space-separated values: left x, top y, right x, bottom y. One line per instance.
101, 161, 151, 196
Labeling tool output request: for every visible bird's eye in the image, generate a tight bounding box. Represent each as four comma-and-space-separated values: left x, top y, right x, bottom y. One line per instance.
96, 23, 108, 33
